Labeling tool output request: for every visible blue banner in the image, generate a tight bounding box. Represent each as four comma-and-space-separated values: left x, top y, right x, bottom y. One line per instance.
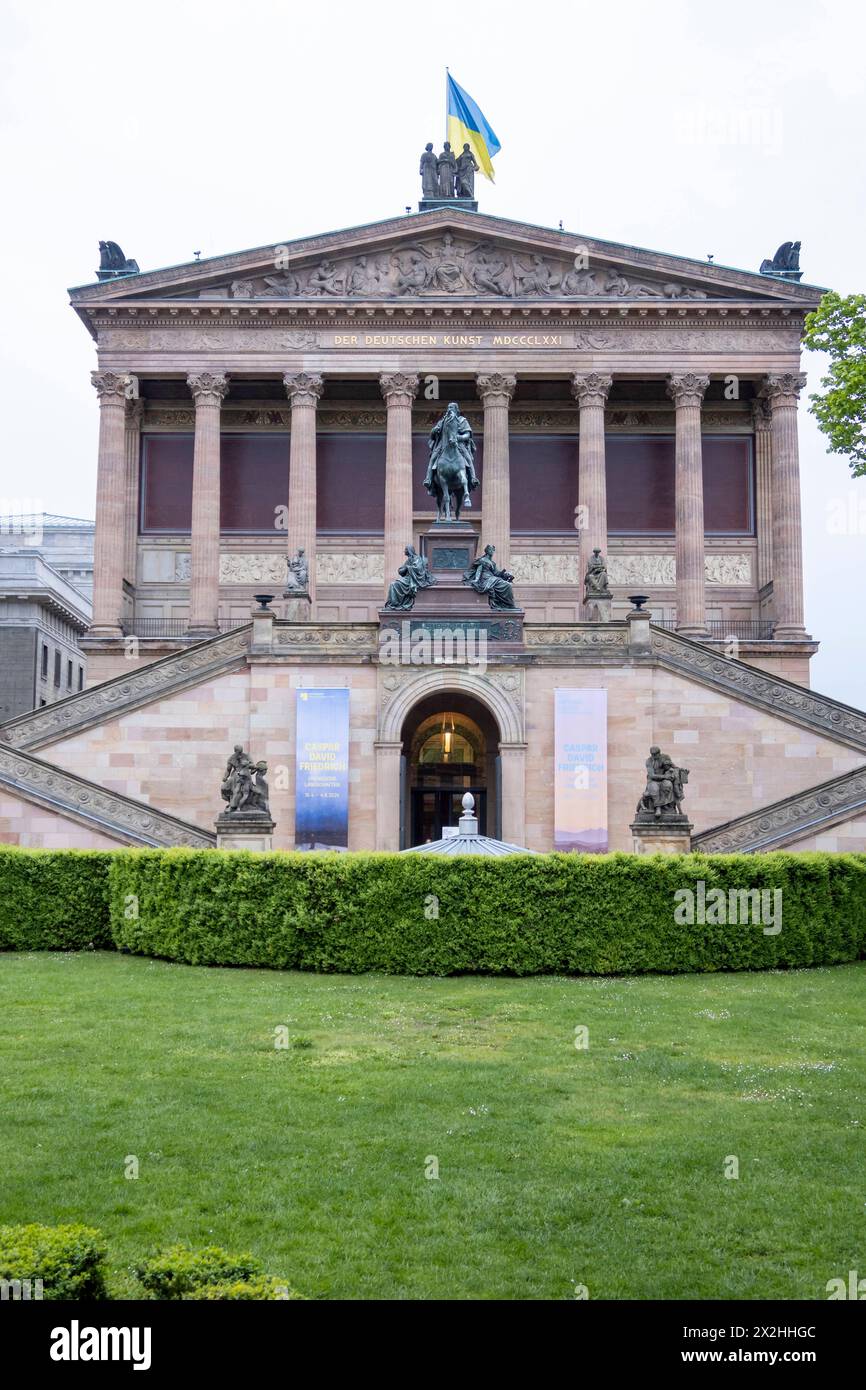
295, 688, 350, 851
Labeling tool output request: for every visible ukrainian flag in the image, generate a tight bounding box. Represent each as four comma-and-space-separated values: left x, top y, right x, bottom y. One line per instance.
446, 73, 501, 183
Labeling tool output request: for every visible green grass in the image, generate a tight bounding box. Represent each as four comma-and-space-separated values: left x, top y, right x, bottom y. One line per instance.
1, 952, 864, 1300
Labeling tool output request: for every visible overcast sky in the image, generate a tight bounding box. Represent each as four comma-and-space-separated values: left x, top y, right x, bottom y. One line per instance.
1, 0, 863, 703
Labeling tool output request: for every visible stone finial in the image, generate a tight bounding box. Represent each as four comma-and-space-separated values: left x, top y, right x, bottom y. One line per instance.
283, 372, 324, 406
458, 792, 478, 836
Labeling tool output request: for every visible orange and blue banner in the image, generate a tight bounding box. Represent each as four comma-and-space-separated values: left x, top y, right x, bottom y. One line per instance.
295, 688, 350, 851
554, 689, 608, 852
446, 73, 500, 183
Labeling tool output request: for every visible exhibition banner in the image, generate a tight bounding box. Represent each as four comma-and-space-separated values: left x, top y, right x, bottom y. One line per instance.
554, 688, 608, 852
295, 687, 350, 851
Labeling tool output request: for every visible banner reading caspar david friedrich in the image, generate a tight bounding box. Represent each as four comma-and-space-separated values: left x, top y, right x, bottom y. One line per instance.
554, 688, 608, 852
295, 688, 350, 851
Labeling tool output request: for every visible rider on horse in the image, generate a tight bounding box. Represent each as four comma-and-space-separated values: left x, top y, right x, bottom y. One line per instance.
424, 401, 479, 520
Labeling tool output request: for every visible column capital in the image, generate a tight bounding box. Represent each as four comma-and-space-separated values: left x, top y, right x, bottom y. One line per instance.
759, 372, 808, 406
283, 372, 323, 406
751, 398, 772, 432
571, 372, 613, 406
667, 372, 710, 408
187, 371, 229, 405
477, 372, 516, 404
91, 370, 132, 403
380, 372, 418, 405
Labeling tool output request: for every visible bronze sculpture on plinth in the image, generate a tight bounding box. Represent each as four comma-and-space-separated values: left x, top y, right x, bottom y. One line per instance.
384, 545, 437, 611
424, 401, 479, 521
634, 746, 689, 822
463, 545, 517, 610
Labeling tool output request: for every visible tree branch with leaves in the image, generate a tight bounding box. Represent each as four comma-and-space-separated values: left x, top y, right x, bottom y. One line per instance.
802, 291, 866, 478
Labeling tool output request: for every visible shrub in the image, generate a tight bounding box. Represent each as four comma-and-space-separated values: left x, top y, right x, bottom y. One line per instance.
0, 1223, 108, 1300
184, 1277, 306, 1300
108, 847, 866, 977
133, 1244, 264, 1299
0, 847, 112, 951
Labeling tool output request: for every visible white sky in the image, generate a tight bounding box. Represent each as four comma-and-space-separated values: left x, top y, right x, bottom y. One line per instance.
1, 0, 863, 703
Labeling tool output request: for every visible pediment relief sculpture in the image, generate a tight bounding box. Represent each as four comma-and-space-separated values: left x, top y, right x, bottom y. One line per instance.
182, 235, 721, 302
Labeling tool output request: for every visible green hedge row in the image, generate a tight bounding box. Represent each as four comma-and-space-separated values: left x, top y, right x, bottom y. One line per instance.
0, 848, 112, 951
0, 1223, 108, 1300
3, 845, 866, 976
106, 848, 866, 975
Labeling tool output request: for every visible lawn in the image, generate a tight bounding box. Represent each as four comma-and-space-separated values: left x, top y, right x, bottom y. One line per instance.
1, 952, 863, 1300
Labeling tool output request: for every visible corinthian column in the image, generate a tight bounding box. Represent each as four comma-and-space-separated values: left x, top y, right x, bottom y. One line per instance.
572, 372, 612, 609
760, 372, 809, 639
380, 372, 418, 594
187, 371, 229, 635
283, 372, 323, 603
124, 396, 144, 589
751, 398, 773, 591
90, 370, 131, 636
477, 373, 516, 568
667, 372, 710, 638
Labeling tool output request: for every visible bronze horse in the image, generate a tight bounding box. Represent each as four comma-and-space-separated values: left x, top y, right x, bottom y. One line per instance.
425, 402, 479, 521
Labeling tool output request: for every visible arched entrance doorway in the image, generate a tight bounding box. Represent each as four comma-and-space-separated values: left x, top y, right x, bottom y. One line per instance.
400, 692, 500, 847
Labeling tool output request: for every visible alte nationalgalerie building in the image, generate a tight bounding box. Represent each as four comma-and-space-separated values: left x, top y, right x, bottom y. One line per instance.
2, 194, 866, 855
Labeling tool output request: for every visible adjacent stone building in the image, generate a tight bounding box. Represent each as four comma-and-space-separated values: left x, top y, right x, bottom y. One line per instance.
0, 516, 93, 721
1, 205, 864, 854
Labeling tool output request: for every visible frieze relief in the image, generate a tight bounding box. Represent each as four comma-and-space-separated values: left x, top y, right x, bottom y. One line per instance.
316, 552, 385, 585
186, 236, 719, 302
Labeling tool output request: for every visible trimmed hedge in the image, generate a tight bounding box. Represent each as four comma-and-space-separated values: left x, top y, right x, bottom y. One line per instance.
2, 845, 865, 976
107, 846, 866, 976
0, 1223, 108, 1299
0, 847, 112, 951
133, 1244, 302, 1300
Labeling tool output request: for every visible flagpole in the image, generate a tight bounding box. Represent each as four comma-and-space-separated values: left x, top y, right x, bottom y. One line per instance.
445, 66, 449, 144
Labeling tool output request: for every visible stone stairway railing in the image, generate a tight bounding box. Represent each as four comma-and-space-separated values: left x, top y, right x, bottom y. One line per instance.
0, 744, 215, 848
693, 765, 866, 853
650, 626, 866, 754
0, 625, 252, 752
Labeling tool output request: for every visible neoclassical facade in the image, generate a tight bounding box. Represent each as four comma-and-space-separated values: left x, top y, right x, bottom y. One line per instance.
2, 207, 865, 855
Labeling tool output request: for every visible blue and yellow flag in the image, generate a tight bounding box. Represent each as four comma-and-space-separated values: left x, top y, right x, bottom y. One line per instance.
446, 73, 501, 183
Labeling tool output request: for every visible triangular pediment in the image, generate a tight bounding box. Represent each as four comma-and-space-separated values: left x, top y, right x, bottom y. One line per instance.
69, 209, 824, 310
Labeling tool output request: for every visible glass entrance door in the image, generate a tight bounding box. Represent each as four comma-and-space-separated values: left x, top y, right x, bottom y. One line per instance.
412, 787, 487, 845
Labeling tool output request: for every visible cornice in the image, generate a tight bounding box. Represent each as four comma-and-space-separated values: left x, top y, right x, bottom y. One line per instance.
69, 208, 825, 307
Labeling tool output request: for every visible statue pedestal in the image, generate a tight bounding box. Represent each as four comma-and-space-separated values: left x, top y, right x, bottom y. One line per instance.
419, 521, 478, 583
585, 594, 612, 623
630, 817, 693, 855
279, 592, 312, 622
215, 812, 275, 853
419, 197, 478, 213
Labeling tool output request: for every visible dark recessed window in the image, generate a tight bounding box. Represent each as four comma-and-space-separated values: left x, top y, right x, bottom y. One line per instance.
53, 651, 61, 687
41, 644, 48, 679
78, 667, 84, 691
67, 659, 73, 689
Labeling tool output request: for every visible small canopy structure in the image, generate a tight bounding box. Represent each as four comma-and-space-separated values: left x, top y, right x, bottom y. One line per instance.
400, 793, 537, 856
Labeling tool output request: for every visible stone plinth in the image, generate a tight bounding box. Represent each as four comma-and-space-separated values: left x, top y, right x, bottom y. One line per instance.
279, 593, 312, 623
630, 818, 693, 854
379, 604, 524, 653
215, 812, 275, 852
419, 521, 478, 581
585, 595, 612, 623
419, 197, 477, 213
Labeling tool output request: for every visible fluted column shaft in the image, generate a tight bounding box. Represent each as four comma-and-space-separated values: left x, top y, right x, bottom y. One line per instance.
90, 371, 130, 635
751, 399, 773, 591
572, 373, 612, 609
668, 373, 709, 637
124, 397, 143, 588
283, 373, 323, 604
477, 373, 516, 568
380, 373, 418, 593
761, 373, 808, 639
187, 372, 229, 634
